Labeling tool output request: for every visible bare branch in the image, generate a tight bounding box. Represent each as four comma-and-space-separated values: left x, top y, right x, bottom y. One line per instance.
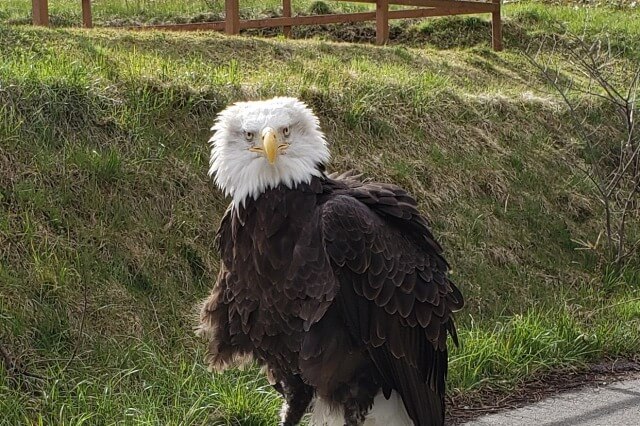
616, 183, 639, 263
525, 30, 640, 267
606, 141, 640, 196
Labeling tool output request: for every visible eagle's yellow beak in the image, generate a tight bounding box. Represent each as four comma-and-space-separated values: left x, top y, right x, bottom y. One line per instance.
261, 127, 278, 165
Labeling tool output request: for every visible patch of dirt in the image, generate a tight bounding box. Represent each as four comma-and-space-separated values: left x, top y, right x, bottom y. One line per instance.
446, 358, 640, 425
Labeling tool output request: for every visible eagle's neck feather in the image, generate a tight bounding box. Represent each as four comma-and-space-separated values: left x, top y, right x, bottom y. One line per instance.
210, 144, 327, 208
215, 160, 325, 209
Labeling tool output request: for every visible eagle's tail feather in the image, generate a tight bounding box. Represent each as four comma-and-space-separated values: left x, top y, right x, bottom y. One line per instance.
370, 347, 446, 426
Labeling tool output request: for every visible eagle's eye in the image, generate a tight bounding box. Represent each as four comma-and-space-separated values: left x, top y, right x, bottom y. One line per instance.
245, 131, 254, 141
282, 127, 290, 137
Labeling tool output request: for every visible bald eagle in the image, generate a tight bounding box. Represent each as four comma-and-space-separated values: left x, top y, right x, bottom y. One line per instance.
197, 97, 463, 426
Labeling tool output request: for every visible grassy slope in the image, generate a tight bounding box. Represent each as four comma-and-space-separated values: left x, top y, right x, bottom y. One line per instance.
1, 2, 640, 425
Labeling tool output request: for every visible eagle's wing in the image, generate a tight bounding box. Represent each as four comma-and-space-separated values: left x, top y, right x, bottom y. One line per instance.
320, 182, 463, 425
198, 206, 253, 371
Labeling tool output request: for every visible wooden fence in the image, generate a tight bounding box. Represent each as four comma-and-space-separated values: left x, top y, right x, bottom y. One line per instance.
30, 0, 502, 50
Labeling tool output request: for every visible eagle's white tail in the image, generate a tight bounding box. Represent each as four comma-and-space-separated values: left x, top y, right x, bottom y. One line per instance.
310, 391, 414, 426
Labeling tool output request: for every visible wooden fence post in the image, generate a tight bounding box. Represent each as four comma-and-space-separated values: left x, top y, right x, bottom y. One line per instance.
282, 0, 292, 38
82, 0, 93, 28
225, 0, 240, 35
375, 0, 389, 45
491, 0, 503, 51
32, 0, 49, 26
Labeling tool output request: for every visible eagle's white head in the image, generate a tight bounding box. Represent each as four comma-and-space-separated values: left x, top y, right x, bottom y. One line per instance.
208, 97, 330, 207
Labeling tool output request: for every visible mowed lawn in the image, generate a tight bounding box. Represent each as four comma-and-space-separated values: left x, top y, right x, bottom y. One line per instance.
1, 1, 640, 424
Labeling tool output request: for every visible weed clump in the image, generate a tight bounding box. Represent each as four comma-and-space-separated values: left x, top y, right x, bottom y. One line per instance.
308, 1, 333, 15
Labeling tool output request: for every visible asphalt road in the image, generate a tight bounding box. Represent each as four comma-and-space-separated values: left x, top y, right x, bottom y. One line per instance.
462, 377, 640, 426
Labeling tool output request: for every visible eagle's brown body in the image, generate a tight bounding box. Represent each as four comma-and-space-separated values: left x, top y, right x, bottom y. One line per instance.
199, 172, 463, 425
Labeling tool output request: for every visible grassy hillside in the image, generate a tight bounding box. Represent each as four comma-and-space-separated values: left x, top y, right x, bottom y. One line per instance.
1, 2, 640, 424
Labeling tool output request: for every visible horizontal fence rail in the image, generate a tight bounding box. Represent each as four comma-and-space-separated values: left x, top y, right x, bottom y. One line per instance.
29, 0, 502, 50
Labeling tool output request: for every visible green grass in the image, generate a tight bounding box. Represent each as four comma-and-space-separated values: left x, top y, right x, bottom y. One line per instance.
0, 342, 283, 425
1, 1, 640, 424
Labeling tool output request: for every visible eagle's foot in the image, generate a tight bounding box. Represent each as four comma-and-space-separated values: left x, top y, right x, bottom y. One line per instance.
342, 400, 368, 426
337, 373, 378, 426
278, 374, 314, 426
